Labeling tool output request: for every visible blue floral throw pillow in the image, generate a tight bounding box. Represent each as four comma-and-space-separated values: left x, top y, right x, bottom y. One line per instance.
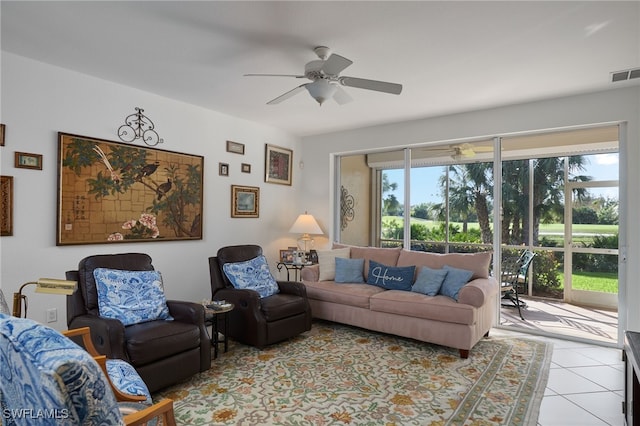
366, 260, 415, 291
334, 257, 365, 283
223, 255, 280, 298
94, 268, 173, 326
439, 265, 474, 301
412, 266, 449, 296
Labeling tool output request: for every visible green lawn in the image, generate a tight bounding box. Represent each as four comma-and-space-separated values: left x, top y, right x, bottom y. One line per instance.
564, 272, 618, 294
382, 216, 618, 237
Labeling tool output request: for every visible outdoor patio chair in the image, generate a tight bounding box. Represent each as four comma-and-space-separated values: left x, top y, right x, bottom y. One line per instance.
501, 250, 536, 320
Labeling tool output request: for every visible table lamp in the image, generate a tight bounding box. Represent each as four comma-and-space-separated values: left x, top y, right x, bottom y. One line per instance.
12, 278, 77, 318
289, 211, 323, 256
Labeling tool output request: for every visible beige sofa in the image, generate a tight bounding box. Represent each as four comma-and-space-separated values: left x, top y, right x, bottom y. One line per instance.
300, 245, 498, 358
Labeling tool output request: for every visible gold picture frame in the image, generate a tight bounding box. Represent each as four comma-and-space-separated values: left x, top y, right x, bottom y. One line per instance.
265, 144, 292, 185
1, 176, 13, 236
57, 132, 204, 245
241, 163, 251, 173
231, 185, 259, 218
15, 151, 43, 170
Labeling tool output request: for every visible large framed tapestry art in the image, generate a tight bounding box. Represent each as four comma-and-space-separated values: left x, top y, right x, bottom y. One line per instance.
57, 132, 203, 245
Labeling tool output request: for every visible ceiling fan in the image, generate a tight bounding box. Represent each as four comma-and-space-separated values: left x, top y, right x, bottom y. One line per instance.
420, 143, 494, 159
244, 46, 403, 106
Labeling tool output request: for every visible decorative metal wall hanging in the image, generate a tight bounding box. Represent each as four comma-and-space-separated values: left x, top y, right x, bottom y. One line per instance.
118, 107, 164, 146
340, 185, 355, 231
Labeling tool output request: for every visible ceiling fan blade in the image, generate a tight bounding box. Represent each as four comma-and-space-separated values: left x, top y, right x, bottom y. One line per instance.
333, 86, 353, 105
244, 73, 306, 78
321, 54, 353, 76
339, 77, 402, 95
266, 84, 307, 105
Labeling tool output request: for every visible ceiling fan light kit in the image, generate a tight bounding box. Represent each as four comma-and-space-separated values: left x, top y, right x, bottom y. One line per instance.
305, 80, 337, 106
245, 46, 403, 106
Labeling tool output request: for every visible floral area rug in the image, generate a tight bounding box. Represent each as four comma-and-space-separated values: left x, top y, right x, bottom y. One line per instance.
154, 321, 552, 425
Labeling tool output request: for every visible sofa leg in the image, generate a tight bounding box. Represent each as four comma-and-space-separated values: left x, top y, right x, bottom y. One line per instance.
459, 349, 469, 358
484, 330, 490, 337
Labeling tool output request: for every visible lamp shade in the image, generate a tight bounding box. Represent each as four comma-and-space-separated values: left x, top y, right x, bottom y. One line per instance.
289, 212, 323, 236
12, 278, 77, 317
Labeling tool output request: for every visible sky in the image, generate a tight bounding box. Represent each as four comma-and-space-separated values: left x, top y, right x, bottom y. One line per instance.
384, 153, 620, 206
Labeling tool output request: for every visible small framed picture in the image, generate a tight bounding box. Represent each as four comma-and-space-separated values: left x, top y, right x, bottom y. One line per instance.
219, 162, 229, 176
280, 249, 295, 263
265, 144, 292, 185
1, 176, 13, 236
226, 140, 245, 155
231, 185, 259, 218
241, 163, 251, 173
0, 124, 5, 146
15, 152, 43, 170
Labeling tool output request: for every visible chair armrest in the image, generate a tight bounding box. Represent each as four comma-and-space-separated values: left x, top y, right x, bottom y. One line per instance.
458, 277, 499, 308
277, 281, 308, 297
300, 264, 319, 282
166, 300, 211, 373
63, 327, 100, 356
166, 300, 205, 325
68, 314, 128, 361
214, 287, 261, 310
123, 398, 176, 426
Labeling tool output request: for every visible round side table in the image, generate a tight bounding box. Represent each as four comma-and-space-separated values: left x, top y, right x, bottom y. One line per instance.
204, 303, 234, 359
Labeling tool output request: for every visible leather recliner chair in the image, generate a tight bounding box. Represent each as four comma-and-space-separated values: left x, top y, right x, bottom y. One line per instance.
208, 245, 312, 348
66, 253, 211, 393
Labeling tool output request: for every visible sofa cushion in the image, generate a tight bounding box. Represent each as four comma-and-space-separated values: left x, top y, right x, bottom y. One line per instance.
94, 268, 173, 326
303, 281, 385, 309
369, 290, 476, 325
333, 244, 402, 279
223, 255, 279, 298
317, 248, 351, 281
335, 257, 365, 283
396, 250, 492, 280
411, 266, 449, 296
366, 260, 415, 291
439, 265, 474, 301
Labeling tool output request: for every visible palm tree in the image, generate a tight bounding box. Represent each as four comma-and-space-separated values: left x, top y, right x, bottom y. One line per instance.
442, 162, 493, 243
500, 156, 591, 246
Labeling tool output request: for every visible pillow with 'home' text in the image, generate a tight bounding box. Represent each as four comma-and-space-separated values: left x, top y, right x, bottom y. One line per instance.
366, 260, 415, 291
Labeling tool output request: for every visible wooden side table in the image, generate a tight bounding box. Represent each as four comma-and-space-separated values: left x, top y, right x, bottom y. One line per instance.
205, 303, 234, 359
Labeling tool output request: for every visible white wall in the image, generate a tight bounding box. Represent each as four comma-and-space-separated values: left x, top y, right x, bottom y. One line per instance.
0, 53, 302, 329
298, 87, 640, 332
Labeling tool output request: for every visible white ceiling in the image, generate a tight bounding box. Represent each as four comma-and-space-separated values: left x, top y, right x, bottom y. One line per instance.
2, 1, 639, 137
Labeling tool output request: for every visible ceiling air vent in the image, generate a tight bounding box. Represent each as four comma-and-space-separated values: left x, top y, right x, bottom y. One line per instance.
611, 67, 640, 82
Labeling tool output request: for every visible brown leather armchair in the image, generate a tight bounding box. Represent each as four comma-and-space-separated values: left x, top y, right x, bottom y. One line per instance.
208, 245, 312, 348
66, 253, 211, 393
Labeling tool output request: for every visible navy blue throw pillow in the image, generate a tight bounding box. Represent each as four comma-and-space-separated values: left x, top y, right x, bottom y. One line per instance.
366, 260, 415, 291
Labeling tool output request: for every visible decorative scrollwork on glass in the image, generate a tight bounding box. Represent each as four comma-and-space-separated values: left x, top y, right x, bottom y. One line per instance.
118, 107, 164, 146
340, 185, 355, 231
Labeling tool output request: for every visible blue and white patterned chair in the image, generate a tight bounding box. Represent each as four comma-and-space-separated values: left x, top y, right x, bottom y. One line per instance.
0, 314, 175, 426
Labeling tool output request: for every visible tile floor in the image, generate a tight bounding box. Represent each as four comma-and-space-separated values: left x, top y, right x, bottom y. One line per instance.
493, 328, 626, 426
